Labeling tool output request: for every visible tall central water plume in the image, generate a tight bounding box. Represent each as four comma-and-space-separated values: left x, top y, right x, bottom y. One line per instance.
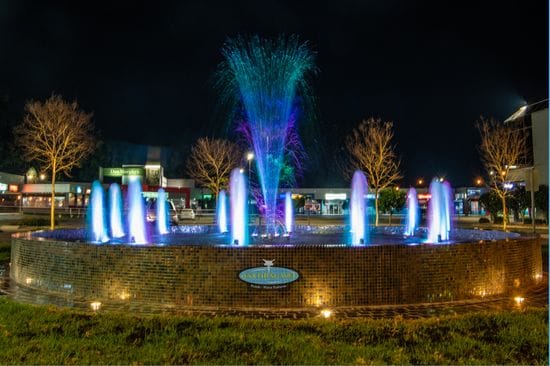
219, 36, 315, 233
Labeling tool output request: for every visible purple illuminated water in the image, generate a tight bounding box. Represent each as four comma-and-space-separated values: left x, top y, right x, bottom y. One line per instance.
156, 188, 169, 235
217, 190, 228, 233
230, 169, 248, 245
285, 191, 293, 233
350, 170, 369, 245
108, 183, 125, 238
89, 180, 109, 243
127, 178, 147, 244
405, 187, 418, 236
427, 179, 452, 242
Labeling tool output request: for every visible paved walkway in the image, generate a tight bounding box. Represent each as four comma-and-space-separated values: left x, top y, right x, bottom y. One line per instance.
1, 261, 546, 319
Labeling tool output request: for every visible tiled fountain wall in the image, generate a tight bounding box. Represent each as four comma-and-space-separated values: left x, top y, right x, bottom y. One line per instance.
11, 235, 542, 307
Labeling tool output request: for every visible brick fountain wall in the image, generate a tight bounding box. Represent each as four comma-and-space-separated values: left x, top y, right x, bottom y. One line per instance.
10, 234, 542, 307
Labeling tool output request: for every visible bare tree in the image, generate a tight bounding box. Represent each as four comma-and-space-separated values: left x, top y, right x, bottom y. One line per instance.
186, 138, 242, 196
477, 118, 528, 230
345, 118, 402, 226
14, 94, 97, 229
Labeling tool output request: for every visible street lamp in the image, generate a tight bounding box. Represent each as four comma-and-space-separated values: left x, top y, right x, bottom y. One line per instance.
246, 151, 254, 214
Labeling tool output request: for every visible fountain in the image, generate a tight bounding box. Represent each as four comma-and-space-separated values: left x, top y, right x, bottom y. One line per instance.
219, 36, 315, 234
230, 168, 248, 245
405, 187, 418, 236
108, 183, 125, 238
127, 177, 147, 244
156, 188, 169, 235
427, 179, 452, 242
88, 180, 109, 243
7, 36, 543, 313
350, 170, 369, 245
217, 190, 228, 233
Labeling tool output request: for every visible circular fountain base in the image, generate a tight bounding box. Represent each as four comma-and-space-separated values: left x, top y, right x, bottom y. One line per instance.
9, 227, 543, 310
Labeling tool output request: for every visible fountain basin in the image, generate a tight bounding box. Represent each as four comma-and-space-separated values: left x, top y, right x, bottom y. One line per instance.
10, 227, 542, 308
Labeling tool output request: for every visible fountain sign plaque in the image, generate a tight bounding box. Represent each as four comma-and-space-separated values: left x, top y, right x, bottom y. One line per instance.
239, 260, 299, 289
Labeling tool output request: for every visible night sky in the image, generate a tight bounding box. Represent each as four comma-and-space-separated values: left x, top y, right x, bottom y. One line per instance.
0, 0, 547, 187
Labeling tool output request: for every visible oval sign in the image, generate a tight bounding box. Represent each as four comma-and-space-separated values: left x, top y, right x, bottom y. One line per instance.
239, 266, 300, 286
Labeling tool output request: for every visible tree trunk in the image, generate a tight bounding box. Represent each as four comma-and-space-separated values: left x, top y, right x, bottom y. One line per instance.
502, 195, 507, 231
389, 211, 392, 226
50, 168, 56, 230
374, 189, 379, 226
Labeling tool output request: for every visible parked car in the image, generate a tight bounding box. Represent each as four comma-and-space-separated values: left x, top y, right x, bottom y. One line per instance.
179, 208, 196, 220
146, 199, 179, 224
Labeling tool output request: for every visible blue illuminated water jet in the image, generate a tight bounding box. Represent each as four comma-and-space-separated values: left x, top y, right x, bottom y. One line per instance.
230, 169, 248, 245
108, 183, 125, 238
284, 191, 293, 233
405, 187, 419, 236
350, 171, 369, 245
127, 177, 147, 244
156, 188, 169, 235
427, 179, 452, 242
217, 190, 228, 233
88, 180, 109, 243
220, 36, 315, 233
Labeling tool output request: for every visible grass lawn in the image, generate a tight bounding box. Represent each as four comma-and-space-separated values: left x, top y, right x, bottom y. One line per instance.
0, 298, 547, 365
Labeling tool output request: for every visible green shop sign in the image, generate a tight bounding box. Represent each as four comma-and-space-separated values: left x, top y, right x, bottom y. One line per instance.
103, 167, 145, 177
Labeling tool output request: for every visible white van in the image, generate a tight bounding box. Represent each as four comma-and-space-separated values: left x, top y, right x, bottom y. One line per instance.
146, 199, 179, 224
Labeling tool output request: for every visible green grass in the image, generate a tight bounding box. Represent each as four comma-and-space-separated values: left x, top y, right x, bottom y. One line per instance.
0, 298, 547, 365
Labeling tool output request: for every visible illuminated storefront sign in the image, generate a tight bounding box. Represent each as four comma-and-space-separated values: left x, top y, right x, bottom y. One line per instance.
325, 193, 347, 200
102, 167, 145, 178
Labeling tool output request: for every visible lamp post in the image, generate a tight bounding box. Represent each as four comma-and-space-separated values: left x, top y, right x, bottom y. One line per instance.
246, 152, 254, 181
246, 152, 254, 218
